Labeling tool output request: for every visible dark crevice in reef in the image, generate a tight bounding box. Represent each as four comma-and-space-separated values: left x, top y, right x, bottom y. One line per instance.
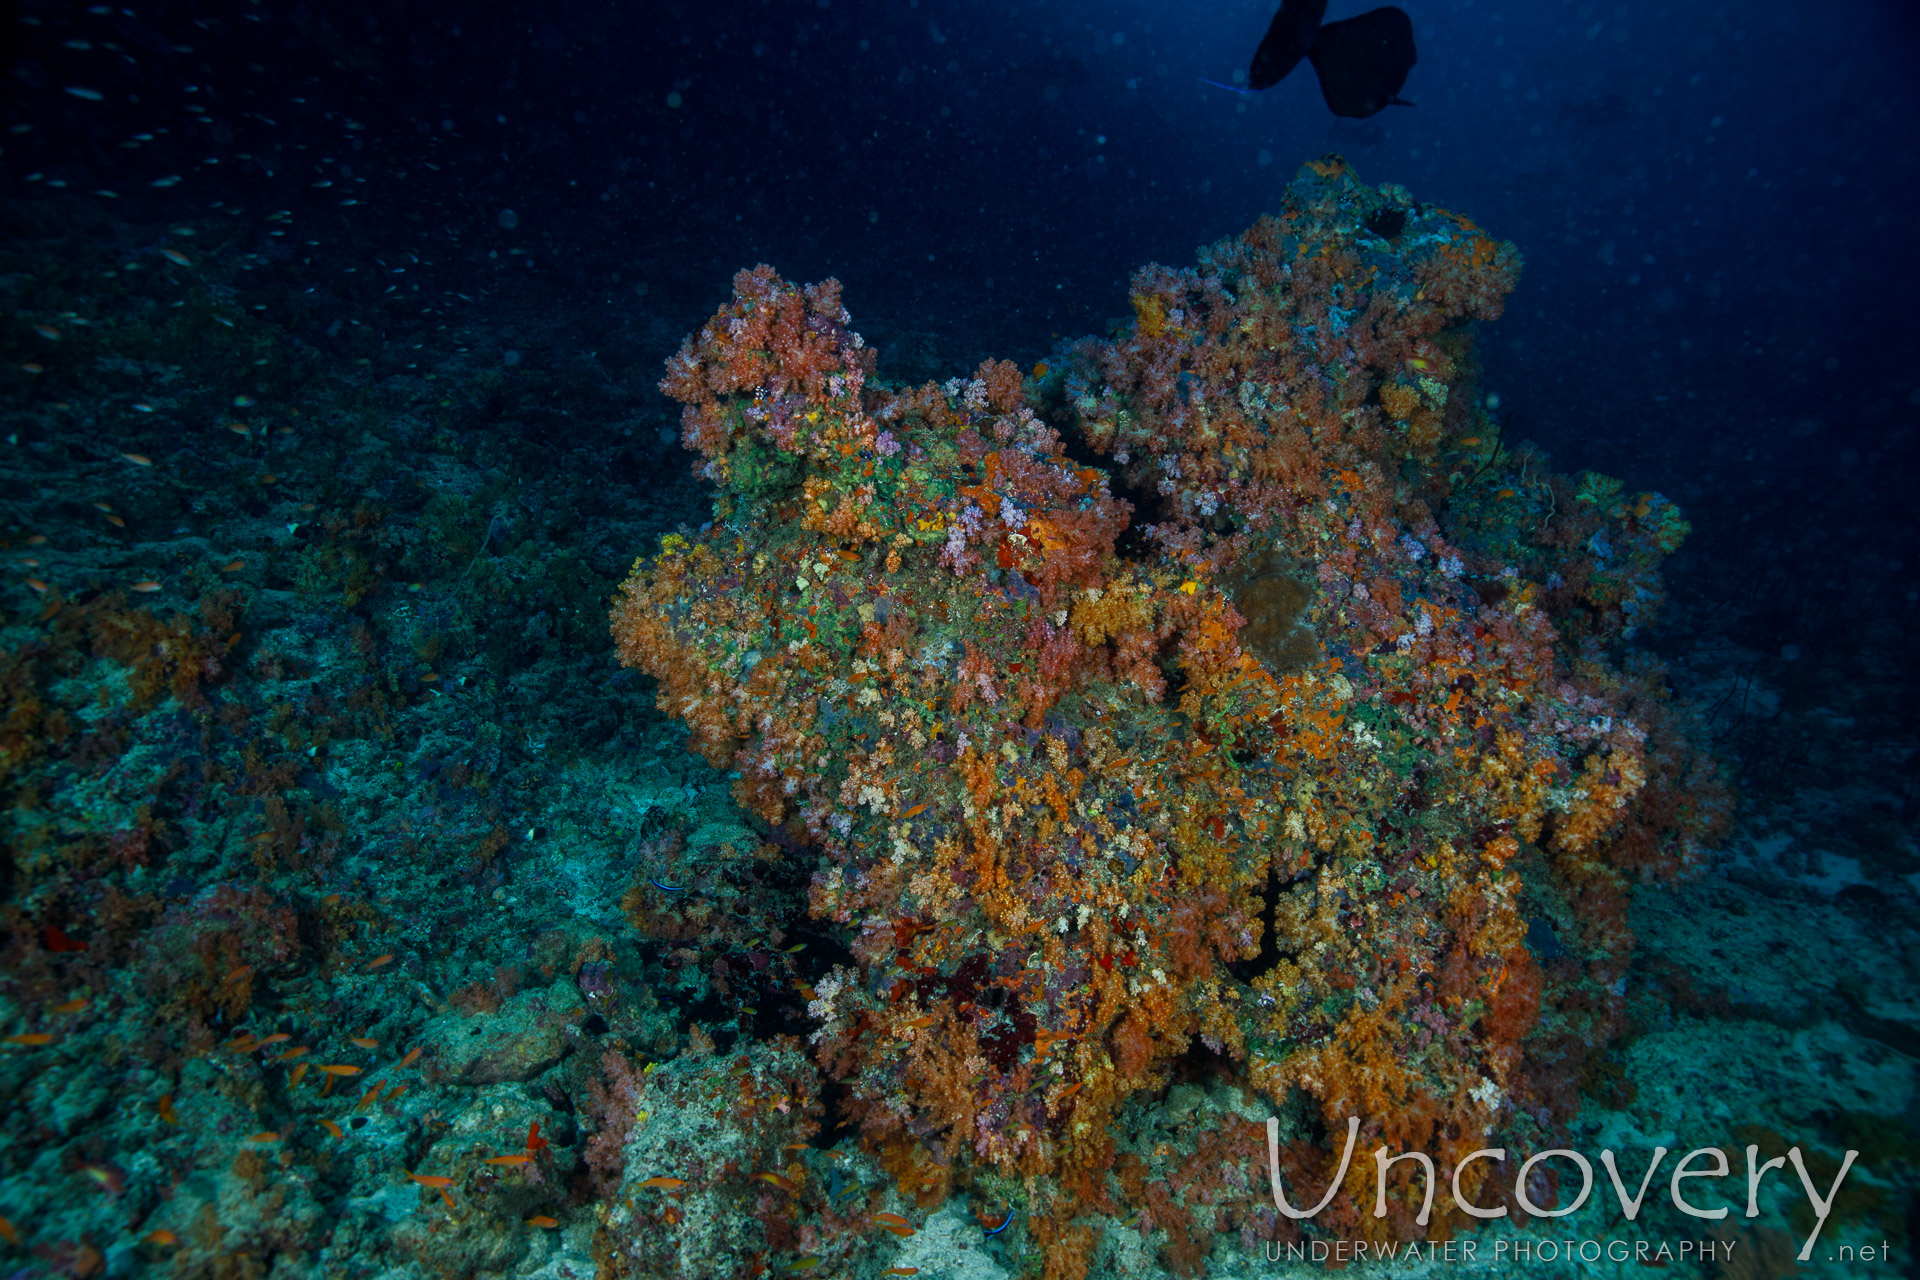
1227, 859, 1293, 985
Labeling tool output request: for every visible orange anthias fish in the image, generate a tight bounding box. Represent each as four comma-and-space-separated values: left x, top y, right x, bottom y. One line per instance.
484, 1155, 532, 1166
317, 1064, 362, 1076
363, 954, 395, 971
50, 998, 89, 1015
873, 1212, 911, 1228
348, 1036, 378, 1049
157, 1094, 179, 1126
882, 1270, 921, 1277
320, 1119, 344, 1139
255, 1033, 291, 1048
398, 1046, 422, 1069
143, 1229, 178, 1246
406, 1173, 454, 1189
635, 1176, 686, 1191
755, 1172, 798, 1193
4, 1033, 54, 1047
526, 1215, 559, 1229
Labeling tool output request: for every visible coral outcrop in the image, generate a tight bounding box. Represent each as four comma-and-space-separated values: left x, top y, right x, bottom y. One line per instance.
611, 158, 1728, 1275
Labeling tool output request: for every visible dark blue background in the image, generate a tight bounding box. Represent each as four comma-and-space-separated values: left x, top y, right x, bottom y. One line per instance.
8, 0, 1919, 694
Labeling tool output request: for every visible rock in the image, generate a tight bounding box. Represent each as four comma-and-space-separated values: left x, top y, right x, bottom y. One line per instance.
424, 982, 584, 1084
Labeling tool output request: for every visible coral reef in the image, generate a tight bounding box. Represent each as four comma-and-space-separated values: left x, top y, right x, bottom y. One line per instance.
612, 158, 1732, 1273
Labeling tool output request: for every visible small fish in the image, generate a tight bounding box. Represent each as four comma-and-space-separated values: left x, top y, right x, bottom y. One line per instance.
873, 1212, 911, 1228
785, 943, 806, 953
902, 803, 927, 818
160, 248, 193, 267
24, 578, 49, 593
157, 1094, 178, 1126
383, 1084, 407, 1100
1496, 488, 1517, 500
349, 1036, 379, 1048
755, 1172, 798, 1192
320, 1119, 344, 1138
246, 1131, 280, 1143
81, 1164, 125, 1194
636, 1176, 686, 1191
4, 1033, 54, 1046
223, 1034, 259, 1053
105, 514, 127, 528
218, 965, 253, 988
407, 1173, 455, 1189
120, 452, 153, 466
0, 1214, 16, 1245
1459, 436, 1482, 446
272, 1046, 309, 1063
398, 1046, 422, 1069
355, 1080, 384, 1110
288, 1062, 309, 1087
485, 1154, 532, 1166
219, 558, 245, 572
785, 1260, 821, 1273
227, 423, 250, 436
21, 363, 44, 373
648, 878, 685, 893
526, 1215, 559, 1228
983, 1208, 1017, 1238
130, 580, 162, 593
143, 1229, 178, 1246
364, 954, 395, 971
318, 1064, 362, 1076
35, 324, 62, 340
879, 1222, 915, 1238
883, 1270, 921, 1277
51, 998, 89, 1014
256, 1033, 291, 1047
44, 924, 86, 952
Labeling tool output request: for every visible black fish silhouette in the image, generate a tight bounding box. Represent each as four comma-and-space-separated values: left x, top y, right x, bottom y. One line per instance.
1249, 0, 1417, 118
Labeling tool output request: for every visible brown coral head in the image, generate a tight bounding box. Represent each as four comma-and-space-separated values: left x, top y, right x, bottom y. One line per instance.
1226, 551, 1321, 673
